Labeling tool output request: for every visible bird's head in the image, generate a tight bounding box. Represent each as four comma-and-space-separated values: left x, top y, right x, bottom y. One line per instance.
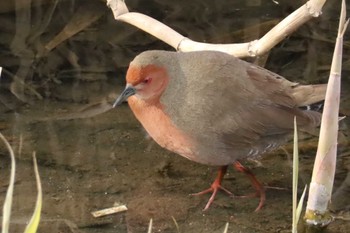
113, 52, 170, 107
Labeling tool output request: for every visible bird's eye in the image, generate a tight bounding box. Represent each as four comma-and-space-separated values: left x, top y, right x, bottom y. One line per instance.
143, 78, 152, 84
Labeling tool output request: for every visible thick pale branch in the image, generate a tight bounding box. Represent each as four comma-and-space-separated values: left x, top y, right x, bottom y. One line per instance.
178, 39, 251, 57
116, 12, 185, 50
107, 0, 327, 57
251, 5, 313, 56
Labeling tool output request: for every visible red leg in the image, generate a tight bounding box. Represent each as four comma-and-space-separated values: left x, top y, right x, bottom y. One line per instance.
234, 161, 266, 212
191, 166, 233, 211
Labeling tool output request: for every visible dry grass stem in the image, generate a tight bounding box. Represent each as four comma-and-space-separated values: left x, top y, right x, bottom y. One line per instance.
91, 205, 128, 218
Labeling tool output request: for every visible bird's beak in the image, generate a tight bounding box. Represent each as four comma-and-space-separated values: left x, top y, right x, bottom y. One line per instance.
113, 84, 136, 108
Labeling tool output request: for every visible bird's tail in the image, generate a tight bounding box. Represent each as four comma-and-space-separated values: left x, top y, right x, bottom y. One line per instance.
292, 84, 327, 107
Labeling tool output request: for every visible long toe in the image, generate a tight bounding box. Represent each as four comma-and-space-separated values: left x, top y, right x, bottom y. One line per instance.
233, 184, 266, 211
254, 186, 266, 212
191, 185, 233, 197
191, 184, 233, 211
203, 187, 219, 211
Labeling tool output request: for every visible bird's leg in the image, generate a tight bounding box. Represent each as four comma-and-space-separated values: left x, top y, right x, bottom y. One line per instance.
191, 165, 233, 211
233, 161, 266, 212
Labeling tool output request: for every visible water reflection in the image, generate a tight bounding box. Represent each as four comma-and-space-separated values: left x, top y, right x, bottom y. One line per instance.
0, 0, 349, 232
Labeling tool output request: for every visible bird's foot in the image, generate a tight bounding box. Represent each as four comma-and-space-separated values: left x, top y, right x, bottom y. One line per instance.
191, 182, 233, 211
190, 166, 231, 211
234, 161, 266, 212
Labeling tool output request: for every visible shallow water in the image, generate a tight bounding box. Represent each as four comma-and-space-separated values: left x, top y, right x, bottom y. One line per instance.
0, 0, 350, 232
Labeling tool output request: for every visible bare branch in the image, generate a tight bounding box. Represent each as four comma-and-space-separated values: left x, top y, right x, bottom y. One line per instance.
107, 0, 327, 57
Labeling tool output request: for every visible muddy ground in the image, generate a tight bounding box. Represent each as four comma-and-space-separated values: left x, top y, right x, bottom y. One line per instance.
0, 90, 349, 233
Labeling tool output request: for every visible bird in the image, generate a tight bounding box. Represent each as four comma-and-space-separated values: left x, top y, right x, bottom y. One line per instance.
113, 50, 327, 211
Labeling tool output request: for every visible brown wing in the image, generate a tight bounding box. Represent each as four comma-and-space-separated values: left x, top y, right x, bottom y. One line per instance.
247, 65, 326, 107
